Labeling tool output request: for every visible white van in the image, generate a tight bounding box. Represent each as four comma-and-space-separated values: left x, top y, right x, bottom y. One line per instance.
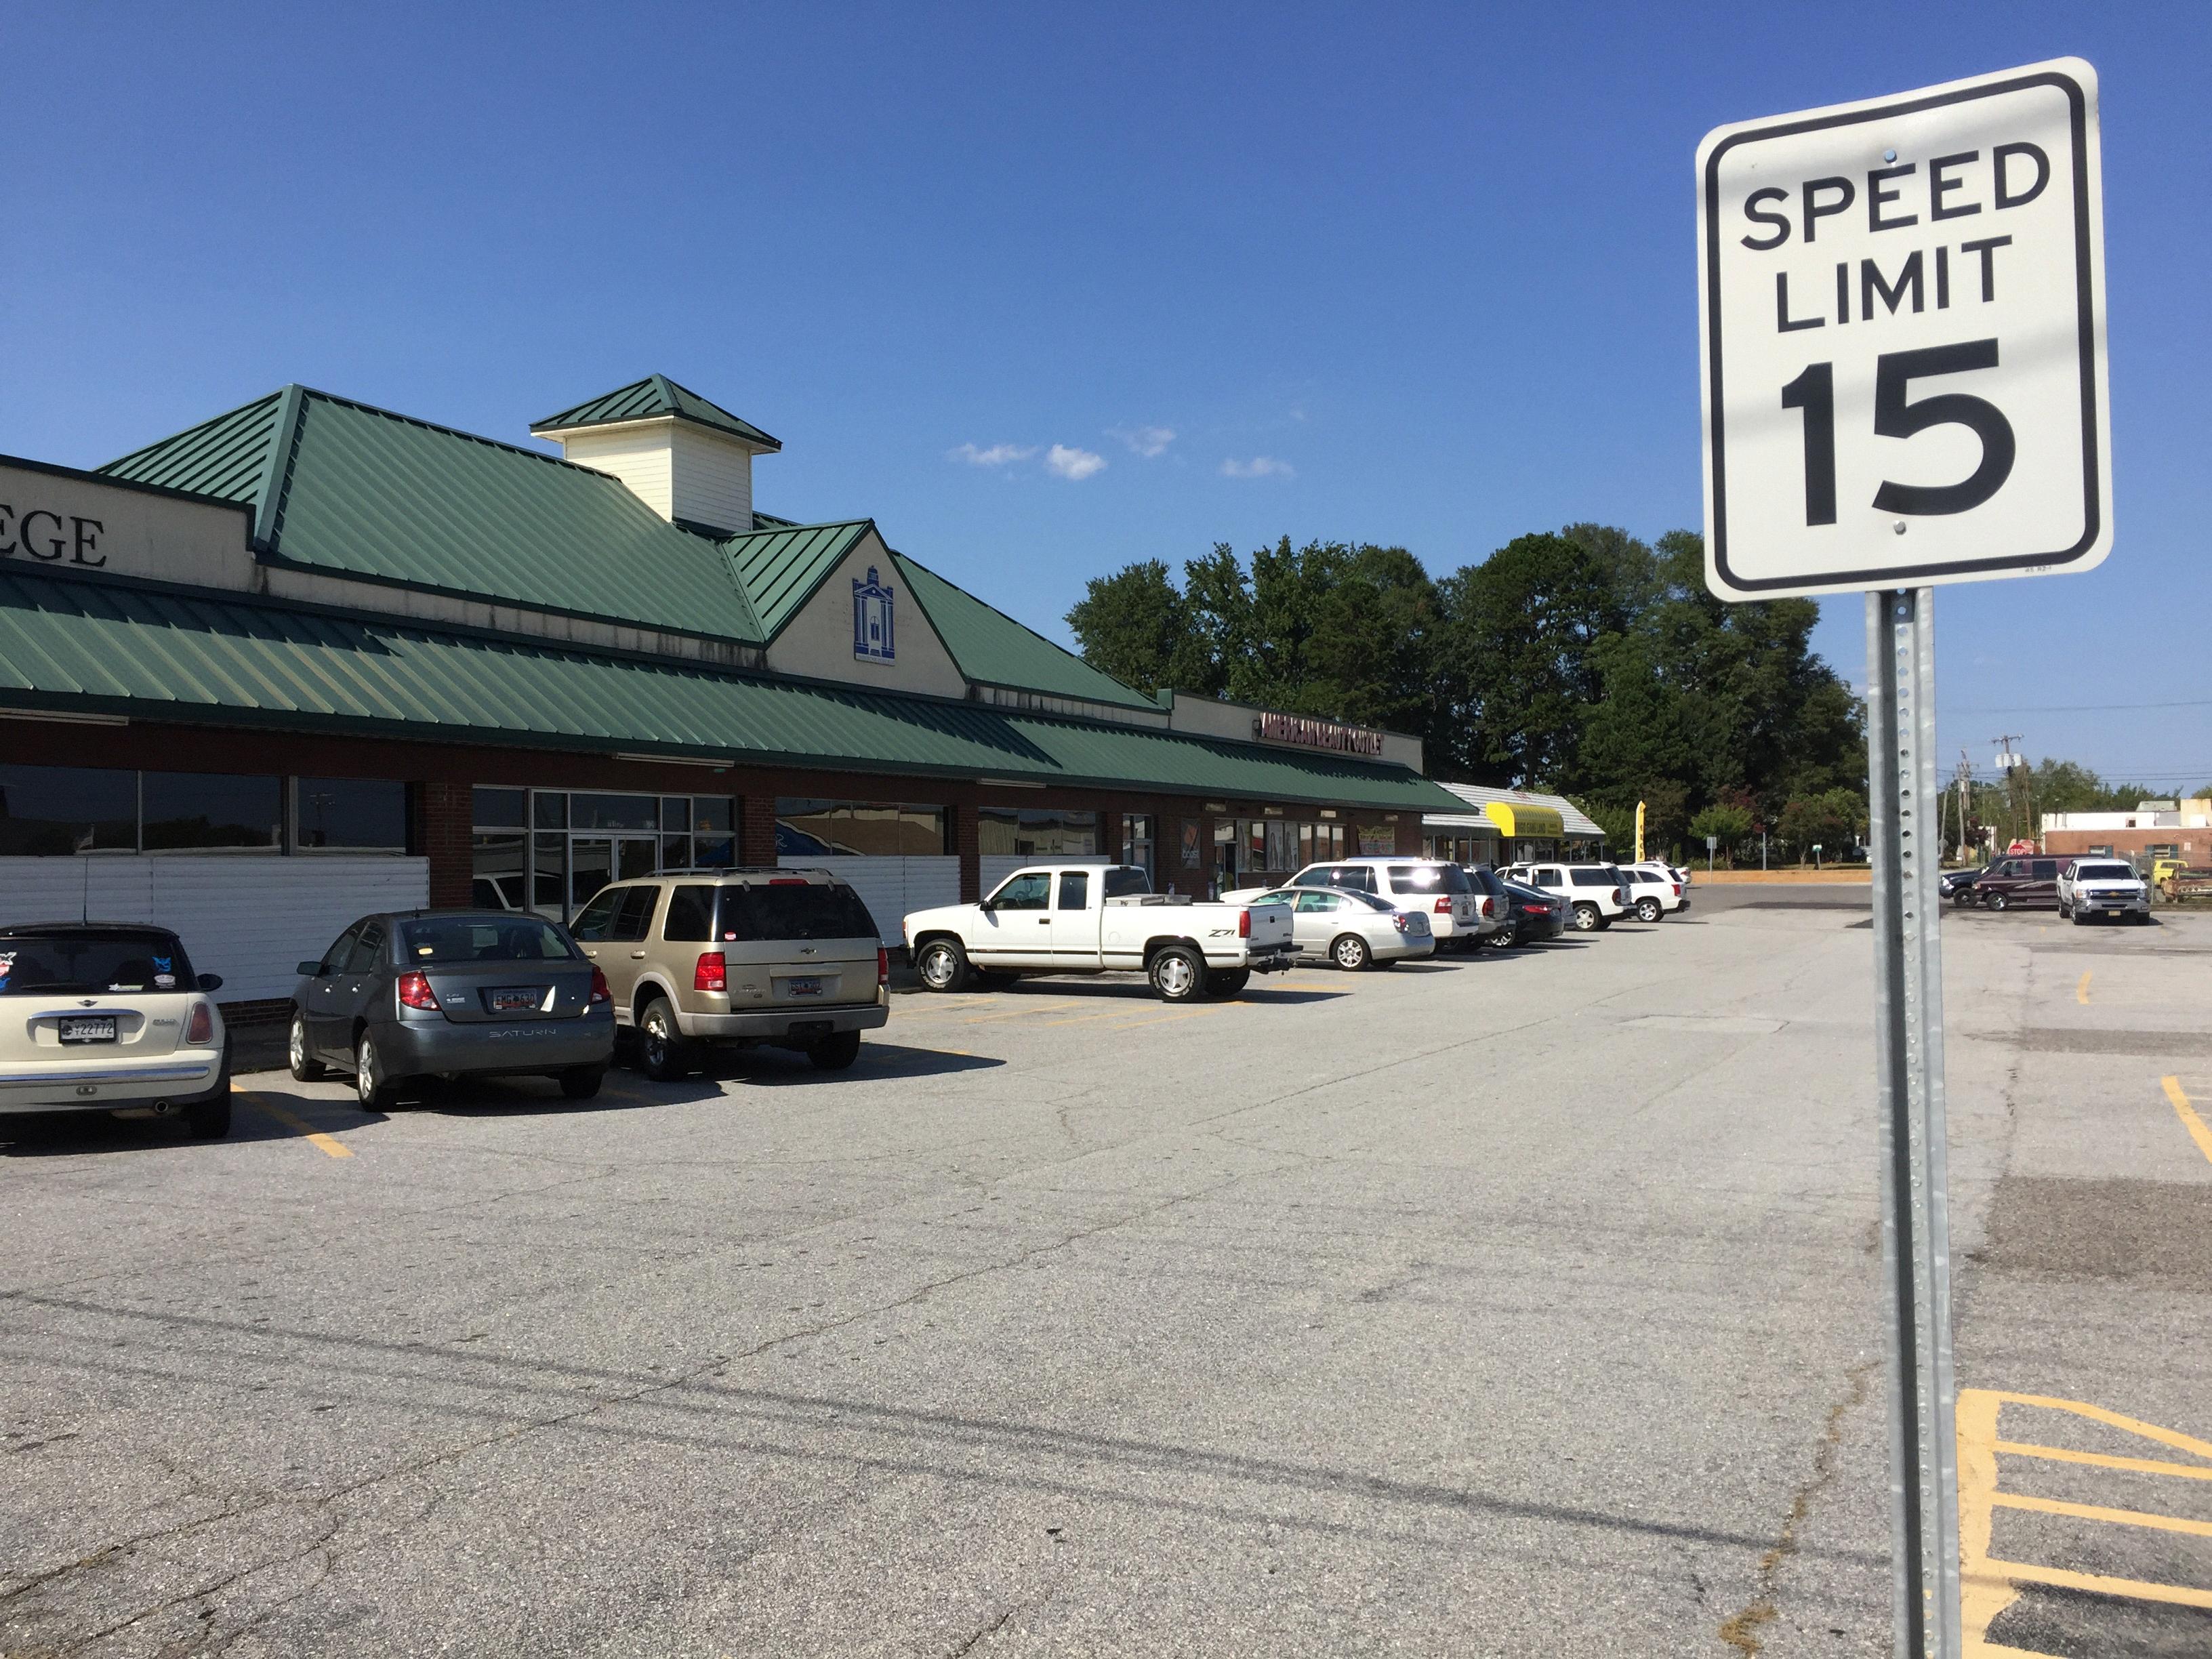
1502, 863, 1631, 932
1278, 858, 1489, 951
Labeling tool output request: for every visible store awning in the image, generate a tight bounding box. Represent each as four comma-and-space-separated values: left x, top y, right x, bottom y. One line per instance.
0, 571, 1467, 814
1481, 802, 1564, 838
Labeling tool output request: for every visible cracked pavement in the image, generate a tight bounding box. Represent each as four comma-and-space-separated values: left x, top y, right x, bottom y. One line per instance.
7, 889, 2192, 1656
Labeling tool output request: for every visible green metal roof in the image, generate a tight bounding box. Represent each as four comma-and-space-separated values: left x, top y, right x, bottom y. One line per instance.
722, 520, 873, 639
530, 375, 781, 451
0, 571, 1462, 814
889, 551, 1161, 712
98, 391, 285, 504
102, 388, 765, 647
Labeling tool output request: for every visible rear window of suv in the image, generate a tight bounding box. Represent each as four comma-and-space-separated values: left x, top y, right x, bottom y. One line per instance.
719, 883, 880, 942
1387, 864, 1473, 893
0, 931, 193, 995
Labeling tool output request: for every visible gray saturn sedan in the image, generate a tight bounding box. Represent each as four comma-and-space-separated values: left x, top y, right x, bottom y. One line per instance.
289, 910, 615, 1108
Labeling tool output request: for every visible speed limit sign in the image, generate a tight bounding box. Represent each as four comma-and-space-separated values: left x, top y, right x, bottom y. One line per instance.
1697, 59, 2108, 599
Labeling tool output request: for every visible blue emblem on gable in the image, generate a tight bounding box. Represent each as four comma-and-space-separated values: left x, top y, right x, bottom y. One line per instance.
853, 565, 896, 664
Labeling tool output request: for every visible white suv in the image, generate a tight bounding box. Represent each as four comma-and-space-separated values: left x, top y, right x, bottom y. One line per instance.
1502, 863, 1631, 932
1622, 863, 1689, 922
1281, 859, 1488, 951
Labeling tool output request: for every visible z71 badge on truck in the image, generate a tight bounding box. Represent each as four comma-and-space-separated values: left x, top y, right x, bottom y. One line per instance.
904, 865, 1295, 1002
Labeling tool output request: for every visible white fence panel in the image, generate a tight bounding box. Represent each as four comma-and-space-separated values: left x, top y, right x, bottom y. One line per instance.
154, 857, 430, 1003
778, 856, 960, 945
977, 854, 1111, 897
0, 858, 157, 927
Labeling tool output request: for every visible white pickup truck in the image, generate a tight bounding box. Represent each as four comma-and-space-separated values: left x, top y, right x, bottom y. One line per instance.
2057, 858, 2151, 926
904, 864, 1295, 1002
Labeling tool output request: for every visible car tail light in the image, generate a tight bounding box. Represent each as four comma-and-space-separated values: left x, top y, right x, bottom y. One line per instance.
1433, 896, 1452, 914
694, 951, 727, 992
588, 966, 611, 1004
1393, 914, 1413, 933
1237, 907, 1252, 939
769, 878, 807, 886
184, 1001, 214, 1045
1673, 883, 1682, 897
876, 947, 889, 987
396, 971, 440, 1011
1529, 902, 1551, 914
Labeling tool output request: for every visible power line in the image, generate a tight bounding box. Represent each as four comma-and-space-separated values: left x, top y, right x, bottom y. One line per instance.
1946, 697, 2212, 714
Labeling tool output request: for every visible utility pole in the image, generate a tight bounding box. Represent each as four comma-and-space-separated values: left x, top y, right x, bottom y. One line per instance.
1992, 735, 2026, 847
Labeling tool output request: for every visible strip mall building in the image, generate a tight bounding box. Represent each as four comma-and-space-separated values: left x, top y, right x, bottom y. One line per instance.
0, 376, 1463, 1005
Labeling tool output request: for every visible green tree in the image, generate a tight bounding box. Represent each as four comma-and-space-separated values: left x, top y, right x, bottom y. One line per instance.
1775, 789, 1865, 861
1689, 802, 1755, 865
1065, 559, 1214, 697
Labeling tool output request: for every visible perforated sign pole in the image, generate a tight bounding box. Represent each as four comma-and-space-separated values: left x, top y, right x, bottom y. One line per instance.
1697, 58, 2106, 1659
1864, 588, 1957, 1657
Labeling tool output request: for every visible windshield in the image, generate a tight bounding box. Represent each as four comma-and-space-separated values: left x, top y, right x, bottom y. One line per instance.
0, 931, 194, 995
720, 884, 880, 942
2073, 863, 2135, 880
401, 917, 575, 963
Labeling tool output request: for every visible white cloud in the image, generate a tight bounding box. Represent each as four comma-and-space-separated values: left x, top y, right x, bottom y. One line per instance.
1045, 443, 1107, 481
1109, 424, 1176, 458
1220, 455, 1296, 480
948, 442, 1037, 467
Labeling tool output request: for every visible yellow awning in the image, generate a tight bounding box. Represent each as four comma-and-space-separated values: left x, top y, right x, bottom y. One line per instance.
1483, 801, 1564, 838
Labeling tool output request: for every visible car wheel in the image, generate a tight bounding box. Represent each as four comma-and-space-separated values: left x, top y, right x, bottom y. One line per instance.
1986, 892, 2008, 912
916, 938, 969, 993
1204, 967, 1252, 998
558, 1065, 606, 1099
1149, 945, 1206, 1002
808, 1031, 863, 1071
638, 997, 695, 1081
1635, 898, 1662, 923
287, 1009, 327, 1082
2070, 907, 2086, 926
2057, 900, 2071, 919
1331, 933, 1371, 970
1483, 929, 1515, 950
184, 1079, 232, 1139
356, 1032, 396, 1111
1572, 903, 1600, 933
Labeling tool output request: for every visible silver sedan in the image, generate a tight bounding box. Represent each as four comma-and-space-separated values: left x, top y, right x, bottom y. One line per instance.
1234, 887, 1435, 970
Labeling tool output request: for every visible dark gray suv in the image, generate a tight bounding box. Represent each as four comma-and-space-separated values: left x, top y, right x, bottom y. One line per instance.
289, 911, 615, 1108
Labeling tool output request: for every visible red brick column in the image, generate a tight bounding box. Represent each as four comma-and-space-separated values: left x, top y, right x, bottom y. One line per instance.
953, 802, 981, 903
1395, 815, 1423, 855
415, 781, 474, 907
739, 796, 777, 867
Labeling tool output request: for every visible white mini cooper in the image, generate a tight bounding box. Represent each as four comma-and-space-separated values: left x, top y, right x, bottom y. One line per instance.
0, 922, 231, 1137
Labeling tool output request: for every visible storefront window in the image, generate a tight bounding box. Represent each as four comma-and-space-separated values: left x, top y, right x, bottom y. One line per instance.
1357, 823, 1395, 855
533, 791, 568, 829
479, 788, 734, 921
1120, 813, 1155, 876
979, 806, 1097, 858
472, 833, 527, 911
296, 777, 407, 851
777, 799, 947, 857
0, 764, 138, 855
473, 787, 527, 829
693, 796, 735, 865
141, 773, 281, 851
571, 792, 658, 832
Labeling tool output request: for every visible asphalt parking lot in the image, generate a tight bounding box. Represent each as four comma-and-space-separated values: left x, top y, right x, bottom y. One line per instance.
3, 888, 2207, 1657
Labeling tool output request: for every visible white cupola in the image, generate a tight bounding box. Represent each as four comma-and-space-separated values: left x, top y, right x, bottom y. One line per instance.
531, 373, 780, 537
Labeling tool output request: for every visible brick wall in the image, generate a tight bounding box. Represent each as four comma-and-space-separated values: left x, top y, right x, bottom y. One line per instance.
414, 781, 474, 906
739, 795, 777, 867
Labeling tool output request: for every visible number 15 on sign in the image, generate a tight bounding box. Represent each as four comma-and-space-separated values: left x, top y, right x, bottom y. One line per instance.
1698, 58, 2109, 600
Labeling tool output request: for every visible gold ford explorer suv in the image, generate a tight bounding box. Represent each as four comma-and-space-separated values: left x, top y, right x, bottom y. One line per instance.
570, 869, 888, 1080
0, 922, 232, 1138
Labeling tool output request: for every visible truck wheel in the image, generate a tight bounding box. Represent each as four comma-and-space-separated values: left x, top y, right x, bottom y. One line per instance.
916, 939, 969, 992
1986, 892, 2008, 912
1331, 933, 1371, 970
1572, 904, 1600, 932
1204, 967, 1250, 998
1149, 945, 1205, 1002
808, 1031, 863, 1071
1635, 898, 1662, 923
638, 997, 697, 1081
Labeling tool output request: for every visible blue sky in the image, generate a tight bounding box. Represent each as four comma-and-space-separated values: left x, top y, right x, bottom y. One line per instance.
7, 3, 2206, 792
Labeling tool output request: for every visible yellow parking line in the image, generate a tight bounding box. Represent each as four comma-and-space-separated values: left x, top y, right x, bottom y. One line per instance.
1995, 1440, 2212, 1482
247, 1094, 353, 1160
1110, 1007, 1223, 1033
956, 1000, 1086, 1025
2161, 1076, 2212, 1168
1990, 1490, 2212, 1538
2076, 971, 2092, 1005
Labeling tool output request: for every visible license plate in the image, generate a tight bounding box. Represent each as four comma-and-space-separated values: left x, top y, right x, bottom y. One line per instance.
60, 1017, 118, 1045
785, 977, 823, 998
489, 987, 544, 1012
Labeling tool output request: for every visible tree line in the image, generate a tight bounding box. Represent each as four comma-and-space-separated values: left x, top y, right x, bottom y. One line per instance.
1065, 525, 1868, 862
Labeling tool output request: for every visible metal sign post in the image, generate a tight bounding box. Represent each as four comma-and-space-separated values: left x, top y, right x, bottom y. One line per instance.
1864, 588, 1958, 1655
1696, 58, 2107, 1659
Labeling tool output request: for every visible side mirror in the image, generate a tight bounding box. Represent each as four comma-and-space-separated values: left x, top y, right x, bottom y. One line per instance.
296, 960, 326, 978
978, 900, 995, 914
197, 973, 224, 992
